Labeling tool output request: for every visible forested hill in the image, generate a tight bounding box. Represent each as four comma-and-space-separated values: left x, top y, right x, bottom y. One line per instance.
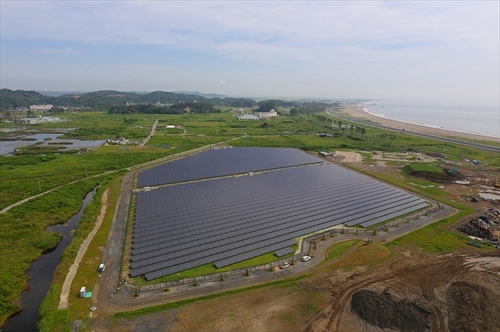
0, 88, 338, 111
0, 89, 214, 109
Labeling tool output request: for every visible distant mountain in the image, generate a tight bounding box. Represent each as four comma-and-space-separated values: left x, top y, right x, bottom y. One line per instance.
0, 89, 54, 109
0, 88, 337, 111
0, 89, 209, 110
173, 91, 226, 98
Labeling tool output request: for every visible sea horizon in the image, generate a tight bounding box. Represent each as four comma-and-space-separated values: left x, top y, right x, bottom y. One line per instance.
361, 100, 500, 139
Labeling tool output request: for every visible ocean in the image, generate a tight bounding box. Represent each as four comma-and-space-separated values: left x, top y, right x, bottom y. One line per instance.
361, 100, 500, 139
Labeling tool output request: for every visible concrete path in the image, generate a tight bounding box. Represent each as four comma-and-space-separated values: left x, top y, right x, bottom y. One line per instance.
58, 189, 109, 309
140, 119, 159, 147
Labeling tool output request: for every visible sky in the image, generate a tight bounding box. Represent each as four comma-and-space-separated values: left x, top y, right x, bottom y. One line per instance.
1, 1, 499, 106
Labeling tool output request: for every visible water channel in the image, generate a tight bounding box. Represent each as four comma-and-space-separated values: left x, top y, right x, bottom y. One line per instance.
2, 186, 99, 332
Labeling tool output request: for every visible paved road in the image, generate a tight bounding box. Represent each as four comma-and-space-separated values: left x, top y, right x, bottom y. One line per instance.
327, 109, 500, 153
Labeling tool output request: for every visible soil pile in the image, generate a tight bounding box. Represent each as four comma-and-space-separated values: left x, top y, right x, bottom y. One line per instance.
446, 281, 500, 332
350, 290, 430, 332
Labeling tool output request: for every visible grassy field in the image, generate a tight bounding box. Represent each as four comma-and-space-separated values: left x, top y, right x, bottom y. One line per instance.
1, 109, 499, 329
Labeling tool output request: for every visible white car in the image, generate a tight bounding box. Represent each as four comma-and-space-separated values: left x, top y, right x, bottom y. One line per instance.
98, 263, 105, 273
301, 255, 312, 262
280, 262, 290, 269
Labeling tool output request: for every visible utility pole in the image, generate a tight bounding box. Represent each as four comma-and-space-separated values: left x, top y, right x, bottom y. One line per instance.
38, 179, 41, 192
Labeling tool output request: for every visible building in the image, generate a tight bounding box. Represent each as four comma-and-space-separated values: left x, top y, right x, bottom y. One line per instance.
238, 114, 260, 120
30, 104, 53, 112
254, 109, 278, 119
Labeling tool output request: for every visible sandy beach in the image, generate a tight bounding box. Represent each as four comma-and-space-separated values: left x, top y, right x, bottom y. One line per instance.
340, 106, 499, 143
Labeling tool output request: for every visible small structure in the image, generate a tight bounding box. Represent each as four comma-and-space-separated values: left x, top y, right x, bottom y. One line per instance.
254, 109, 278, 119
80, 287, 86, 298
238, 114, 259, 120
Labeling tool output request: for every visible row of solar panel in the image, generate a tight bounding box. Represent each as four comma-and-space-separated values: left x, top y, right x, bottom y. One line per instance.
131, 236, 296, 276
132, 162, 429, 279
132, 227, 297, 271
133, 177, 388, 228
344, 197, 426, 227
131, 198, 426, 271
138, 148, 323, 187
131, 191, 419, 253
360, 202, 429, 228
144, 240, 297, 280
134, 198, 428, 280
215, 243, 294, 269
132, 183, 397, 244
132, 195, 424, 260
133, 173, 377, 224
274, 247, 295, 257
132, 180, 398, 240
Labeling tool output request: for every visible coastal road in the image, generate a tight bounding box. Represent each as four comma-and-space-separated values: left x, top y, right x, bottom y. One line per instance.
327, 109, 500, 153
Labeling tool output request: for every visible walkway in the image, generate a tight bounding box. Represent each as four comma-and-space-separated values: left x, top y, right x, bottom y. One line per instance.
58, 189, 109, 309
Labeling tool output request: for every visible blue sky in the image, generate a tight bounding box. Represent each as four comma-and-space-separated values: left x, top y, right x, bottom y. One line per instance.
1, 1, 499, 106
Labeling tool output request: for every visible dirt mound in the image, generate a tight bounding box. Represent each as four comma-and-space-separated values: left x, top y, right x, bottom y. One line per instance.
350, 290, 430, 332
411, 170, 457, 182
446, 281, 500, 332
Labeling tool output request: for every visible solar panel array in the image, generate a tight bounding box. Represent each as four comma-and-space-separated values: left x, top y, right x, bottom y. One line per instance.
132, 157, 428, 280
137, 147, 323, 187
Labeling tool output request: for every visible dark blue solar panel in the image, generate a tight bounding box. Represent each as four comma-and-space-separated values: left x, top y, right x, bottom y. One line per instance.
137, 147, 323, 187
131, 152, 430, 280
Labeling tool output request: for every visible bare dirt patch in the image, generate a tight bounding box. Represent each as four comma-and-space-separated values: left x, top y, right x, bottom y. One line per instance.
335, 151, 362, 163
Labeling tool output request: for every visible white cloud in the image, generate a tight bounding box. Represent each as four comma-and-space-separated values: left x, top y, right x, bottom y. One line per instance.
1, 1, 498, 105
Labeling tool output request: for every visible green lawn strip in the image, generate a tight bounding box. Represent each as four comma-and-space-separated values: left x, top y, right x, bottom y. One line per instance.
385, 205, 475, 253
325, 240, 358, 261
114, 275, 309, 320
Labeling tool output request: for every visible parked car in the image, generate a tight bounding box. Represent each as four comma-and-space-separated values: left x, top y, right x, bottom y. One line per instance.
98, 263, 105, 273
301, 255, 312, 262
280, 262, 290, 269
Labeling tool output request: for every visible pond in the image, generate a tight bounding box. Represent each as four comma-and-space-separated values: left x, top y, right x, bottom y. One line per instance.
0, 133, 105, 155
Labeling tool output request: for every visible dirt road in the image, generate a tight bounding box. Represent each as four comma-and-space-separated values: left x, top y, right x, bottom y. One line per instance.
58, 189, 109, 309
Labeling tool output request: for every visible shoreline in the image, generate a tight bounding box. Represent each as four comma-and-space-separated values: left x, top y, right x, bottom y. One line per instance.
341, 106, 500, 143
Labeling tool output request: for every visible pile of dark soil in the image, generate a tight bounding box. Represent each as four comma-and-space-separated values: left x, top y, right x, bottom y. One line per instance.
350, 290, 430, 332
411, 170, 458, 182
446, 281, 500, 331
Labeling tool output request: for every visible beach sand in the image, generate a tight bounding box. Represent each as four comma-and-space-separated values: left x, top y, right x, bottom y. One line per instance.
340, 106, 499, 143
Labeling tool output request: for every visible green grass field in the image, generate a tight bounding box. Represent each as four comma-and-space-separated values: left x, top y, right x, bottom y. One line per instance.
1, 109, 499, 329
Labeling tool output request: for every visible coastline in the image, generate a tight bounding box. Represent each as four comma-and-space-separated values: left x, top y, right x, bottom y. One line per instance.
341, 106, 499, 143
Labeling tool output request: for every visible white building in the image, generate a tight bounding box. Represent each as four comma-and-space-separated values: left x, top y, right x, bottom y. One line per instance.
254, 109, 278, 119
30, 104, 53, 112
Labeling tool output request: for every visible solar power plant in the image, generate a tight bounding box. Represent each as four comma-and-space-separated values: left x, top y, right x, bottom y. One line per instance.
137, 147, 323, 187
131, 160, 428, 280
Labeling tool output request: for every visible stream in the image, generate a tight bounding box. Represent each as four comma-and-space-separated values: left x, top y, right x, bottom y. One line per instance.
2, 186, 99, 332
